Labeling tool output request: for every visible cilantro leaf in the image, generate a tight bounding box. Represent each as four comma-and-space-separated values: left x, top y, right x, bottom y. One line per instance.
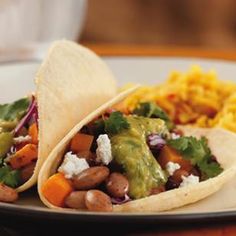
93, 118, 105, 136
168, 136, 210, 165
0, 97, 30, 121
167, 136, 223, 179
168, 136, 189, 152
0, 166, 20, 188
199, 159, 223, 179
105, 111, 130, 135
133, 102, 174, 130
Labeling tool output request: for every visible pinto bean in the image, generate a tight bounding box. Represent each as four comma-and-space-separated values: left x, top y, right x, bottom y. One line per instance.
85, 190, 112, 212
77, 151, 96, 166
72, 166, 109, 190
172, 169, 189, 183
150, 185, 165, 195
166, 169, 189, 190
20, 162, 36, 183
65, 191, 87, 209
190, 167, 201, 178
0, 184, 18, 202
106, 173, 129, 198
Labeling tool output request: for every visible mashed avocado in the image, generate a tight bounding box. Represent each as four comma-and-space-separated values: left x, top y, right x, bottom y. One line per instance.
0, 120, 17, 132
111, 116, 168, 199
0, 132, 13, 158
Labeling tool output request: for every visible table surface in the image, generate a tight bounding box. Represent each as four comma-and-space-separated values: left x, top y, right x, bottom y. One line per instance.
84, 43, 236, 60
2, 223, 236, 236
2, 44, 236, 236
84, 44, 236, 236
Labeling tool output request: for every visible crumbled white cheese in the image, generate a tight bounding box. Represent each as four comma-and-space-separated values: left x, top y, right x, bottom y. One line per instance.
13, 135, 31, 144
166, 161, 181, 176
58, 152, 89, 179
180, 174, 200, 188
171, 133, 180, 140
96, 134, 112, 165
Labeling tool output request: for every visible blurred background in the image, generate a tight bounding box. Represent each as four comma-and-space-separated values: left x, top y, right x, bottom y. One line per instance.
1, 0, 236, 50
80, 0, 236, 48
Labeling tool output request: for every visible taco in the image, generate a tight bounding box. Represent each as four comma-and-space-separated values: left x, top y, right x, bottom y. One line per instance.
38, 91, 236, 212
0, 40, 117, 202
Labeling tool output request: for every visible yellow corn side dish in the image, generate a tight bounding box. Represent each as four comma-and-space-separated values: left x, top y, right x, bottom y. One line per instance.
120, 66, 236, 132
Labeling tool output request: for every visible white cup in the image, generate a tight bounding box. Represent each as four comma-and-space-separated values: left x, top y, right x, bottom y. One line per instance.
0, 0, 87, 48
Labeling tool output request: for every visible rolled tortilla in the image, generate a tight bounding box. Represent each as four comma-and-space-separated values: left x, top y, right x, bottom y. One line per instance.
38, 89, 236, 212
17, 40, 117, 192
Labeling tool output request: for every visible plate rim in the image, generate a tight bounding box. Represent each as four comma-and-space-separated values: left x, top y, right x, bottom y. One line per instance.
1, 57, 236, 223
1, 201, 236, 224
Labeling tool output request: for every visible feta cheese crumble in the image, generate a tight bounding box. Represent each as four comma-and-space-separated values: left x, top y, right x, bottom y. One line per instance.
96, 134, 112, 165
58, 152, 89, 179
166, 161, 180, 176
180, 174, 200, 188
14, 135, 32, 144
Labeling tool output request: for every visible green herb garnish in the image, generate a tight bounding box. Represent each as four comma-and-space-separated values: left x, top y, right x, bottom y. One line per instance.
133, 102, 174, 130
93, 118, 105, 136
168, 136, 223, 179
0, 166, 20, 188
105, 111, 130, 135
0, 97, 30, 121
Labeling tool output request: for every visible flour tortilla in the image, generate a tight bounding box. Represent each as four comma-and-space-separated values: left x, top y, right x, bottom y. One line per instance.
114, 127, 236, 212
17, 40, 117, 192
38, 89, 236, 212
38, 86, 140, 207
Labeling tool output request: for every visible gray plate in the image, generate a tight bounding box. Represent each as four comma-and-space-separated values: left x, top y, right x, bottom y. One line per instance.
1, 57, 236, 227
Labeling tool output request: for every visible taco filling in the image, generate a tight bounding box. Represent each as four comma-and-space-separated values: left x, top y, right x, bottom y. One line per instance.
41, 102, 223, 212
0, 95, 38, 201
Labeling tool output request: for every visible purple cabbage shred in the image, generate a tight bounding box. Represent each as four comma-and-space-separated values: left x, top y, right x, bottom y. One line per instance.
14, 95, 38, 135
147, 134, 166, 151
111, 194, 130, 205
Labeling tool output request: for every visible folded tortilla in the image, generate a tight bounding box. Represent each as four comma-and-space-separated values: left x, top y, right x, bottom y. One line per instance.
18, 40, 117, 192
38, 88, 236, 212
114, 127, 236, 212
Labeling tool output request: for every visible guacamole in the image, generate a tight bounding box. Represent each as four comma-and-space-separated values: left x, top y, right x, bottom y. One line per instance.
111, 116, 168, 199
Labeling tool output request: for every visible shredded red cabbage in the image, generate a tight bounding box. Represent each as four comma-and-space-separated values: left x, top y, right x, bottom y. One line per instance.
111, 194, 130, 205
14, 95, 38, 135
147, 134, 166, 151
